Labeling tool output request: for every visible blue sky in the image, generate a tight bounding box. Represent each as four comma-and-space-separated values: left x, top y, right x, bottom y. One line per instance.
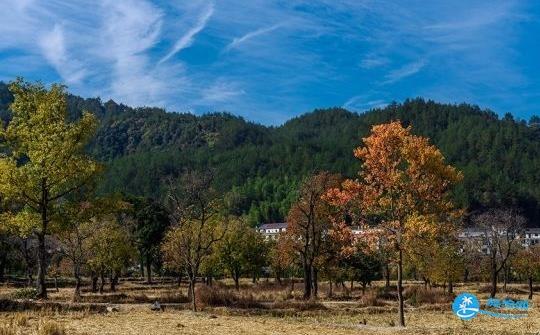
0, 0, 539, 125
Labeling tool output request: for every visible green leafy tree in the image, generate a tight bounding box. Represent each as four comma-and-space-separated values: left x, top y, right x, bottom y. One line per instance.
216, 217, 250, 290
87, 216, 134, 293
0, 79, 100, 298
128, 197, 170, 283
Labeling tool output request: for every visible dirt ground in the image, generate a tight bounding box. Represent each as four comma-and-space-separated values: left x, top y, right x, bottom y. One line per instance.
1, 280, 539, 335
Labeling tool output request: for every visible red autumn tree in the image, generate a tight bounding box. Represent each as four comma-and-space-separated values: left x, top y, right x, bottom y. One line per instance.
326, 121, 462, 327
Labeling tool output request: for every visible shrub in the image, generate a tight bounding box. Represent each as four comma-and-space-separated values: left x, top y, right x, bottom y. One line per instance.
375, 286, 397, 300
404, 286, 454, 306
157, 291, 190, 304
358, 290, 384, 307
36, 320, 65, 335
11, 288, 38, 300
195, 285, 263, 309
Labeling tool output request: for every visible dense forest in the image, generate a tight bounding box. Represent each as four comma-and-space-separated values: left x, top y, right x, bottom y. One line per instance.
0, 82, 539, 226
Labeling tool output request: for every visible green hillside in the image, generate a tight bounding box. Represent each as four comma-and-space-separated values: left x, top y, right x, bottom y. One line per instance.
0, 83, 538, 225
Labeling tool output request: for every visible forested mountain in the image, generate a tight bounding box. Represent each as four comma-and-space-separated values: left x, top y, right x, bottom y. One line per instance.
0, 82, 539, 225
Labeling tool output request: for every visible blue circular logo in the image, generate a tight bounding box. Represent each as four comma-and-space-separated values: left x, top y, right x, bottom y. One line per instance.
452, 293, 480, 320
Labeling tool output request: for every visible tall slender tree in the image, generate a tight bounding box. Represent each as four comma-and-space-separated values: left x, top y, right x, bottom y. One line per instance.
0, 79, 100, 298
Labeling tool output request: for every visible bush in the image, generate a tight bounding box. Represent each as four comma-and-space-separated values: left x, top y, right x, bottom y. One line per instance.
375, 286, 397, 300
195, 285, 263, 309
158, 291, 190, 304
11, 288, 38, 300
36, 320, 65, 335
404, 286, 454, 306
358, 290, 385, 307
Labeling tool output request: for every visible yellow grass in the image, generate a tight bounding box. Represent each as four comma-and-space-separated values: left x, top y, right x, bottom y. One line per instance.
0, 280, 539, 334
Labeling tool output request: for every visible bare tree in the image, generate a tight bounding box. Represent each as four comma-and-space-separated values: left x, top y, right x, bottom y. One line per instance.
474, 209, 526, 298
162, 171, 227, 311
284, 172, 340, 299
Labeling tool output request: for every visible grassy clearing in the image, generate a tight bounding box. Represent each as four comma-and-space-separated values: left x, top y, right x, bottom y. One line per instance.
0, 280, 539, 334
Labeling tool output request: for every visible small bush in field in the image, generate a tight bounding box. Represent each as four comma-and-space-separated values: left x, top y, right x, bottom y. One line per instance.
358, 290, 384, 307
195, 285, 263, 309
404, 286, 454, 306
11, 288, 38, 300
375, 286, 397, 300
158, 291, 190, 303
36, 320, 65, 335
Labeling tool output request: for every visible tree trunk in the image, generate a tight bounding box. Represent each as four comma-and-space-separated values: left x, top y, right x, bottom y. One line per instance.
276, 271, 282, 285
73, 266, 82, 302
303, 262, 312, 299
328, 279, 333, 298
490, 261, 498, 298
350, 280, 354, 292
385, 263, 390, 288
91, 273, 98, 293
139, 257, 145, 278
0, 258, 5, 283
234, 272, 240, 290
146, 253, 152, 283
312, 267, 318, 298
362, 283, 367, 295
54, 276, 58, 292
503, 266, 508, 294
448, 280, 453, 294
189, 277, 197, 312
36, 231, 47, 299
99, 271, 105, 294
187, 280, 193, 300
528, 276, 533, 300
397, 249, 405, 327
110, 273, 118, 292
27, 269, 33, 287
177, 275, 182, 287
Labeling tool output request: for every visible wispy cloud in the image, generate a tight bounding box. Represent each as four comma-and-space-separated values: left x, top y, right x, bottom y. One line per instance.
39, 24, 87, 84
360, 54, 389, 69
158, 3, 214, 64
201, 79, 245, 103
224, 23, 284, 52
343, 94, 388, 112
0, 0, 535, 123
382, 59, 426, 84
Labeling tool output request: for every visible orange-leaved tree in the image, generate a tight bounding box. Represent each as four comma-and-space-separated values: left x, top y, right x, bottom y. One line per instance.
326, 121, 462, 327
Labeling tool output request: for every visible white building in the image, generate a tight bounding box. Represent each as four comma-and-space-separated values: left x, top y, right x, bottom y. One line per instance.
257, 222, 287, 240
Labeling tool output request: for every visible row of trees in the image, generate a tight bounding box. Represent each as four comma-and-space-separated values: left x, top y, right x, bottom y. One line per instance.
0, 80, 539, 328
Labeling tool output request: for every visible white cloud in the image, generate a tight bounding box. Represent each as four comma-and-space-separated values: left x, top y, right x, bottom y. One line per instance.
359, 54, 389, 69
382, 59, 426, 84
201, 79, 245, 103
159, 3, 214, 64
224, 23, 284, 52
344, 94, 388, 112
39, 24, 87, 84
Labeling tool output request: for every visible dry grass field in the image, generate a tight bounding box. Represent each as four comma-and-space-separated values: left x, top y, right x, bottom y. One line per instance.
1, 280, 539, 335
